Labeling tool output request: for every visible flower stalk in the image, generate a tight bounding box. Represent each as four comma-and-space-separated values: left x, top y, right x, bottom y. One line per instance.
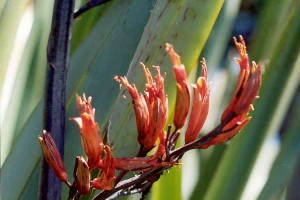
39, 36, 261, 199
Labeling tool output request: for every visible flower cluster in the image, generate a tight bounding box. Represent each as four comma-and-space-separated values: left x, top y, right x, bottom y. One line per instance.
38, 36, 261, 199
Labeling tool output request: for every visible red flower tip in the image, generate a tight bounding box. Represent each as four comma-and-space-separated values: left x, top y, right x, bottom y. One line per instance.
233, 35, 248, 69
38, 130, 68, 182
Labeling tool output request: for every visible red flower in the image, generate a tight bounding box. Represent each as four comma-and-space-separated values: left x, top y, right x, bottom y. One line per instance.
71, 94, 103, 169
166, 43, 190, 130
38, 130, 68, 182
185, 59, 210, 144
115, 64, 168, 153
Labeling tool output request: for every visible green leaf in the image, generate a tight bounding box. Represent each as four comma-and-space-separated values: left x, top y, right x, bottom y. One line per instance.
286, 144, 300, 200
1, 102, 43, 200
2, 1, 155, 199
258, 56, 300, 200
203, 1, 300, 199
64, 0, 156, 198
71, 0, 110, 53
1, 0, 30, 165
109, 0, 224, 158
0, 0, 31, 94
107, 1, 223, 199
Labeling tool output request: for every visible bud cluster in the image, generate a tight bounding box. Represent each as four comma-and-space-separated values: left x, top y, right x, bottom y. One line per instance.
38, 36, 261, 199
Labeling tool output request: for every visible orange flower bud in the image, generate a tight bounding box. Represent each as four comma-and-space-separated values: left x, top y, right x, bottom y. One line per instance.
166, 43, 190, 129
91, 146, 115, 190
74, 156, 90, 195
221, 36, 261, 122
38, 130, 68, 182
114, 75, 150, 146
71, 94, 103, 169
185, 59, 209, 144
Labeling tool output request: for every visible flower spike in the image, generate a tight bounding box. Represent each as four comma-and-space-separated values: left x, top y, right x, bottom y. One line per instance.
38, 38, 261, 198
198, 36, 261, 148
221, 36, 261, 122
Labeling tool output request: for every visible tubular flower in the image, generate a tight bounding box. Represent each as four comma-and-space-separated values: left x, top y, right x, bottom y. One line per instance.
38, 130, 68, 182
221, 36, 261, 122
142, 64, 168, 152
185, 59, 210, 144
115, 64, 168, 153
114, 75, 150, 149
198, 36, 261, 149
74, 156, 90, 195
92, 146, 115, 190
166, 43, 190, 129
70, 94, 103, 169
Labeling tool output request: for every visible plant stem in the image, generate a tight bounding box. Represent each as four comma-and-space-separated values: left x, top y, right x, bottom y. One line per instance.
74, 0, 112, 19
39, 0, 75, 199
94, 167, 166, 200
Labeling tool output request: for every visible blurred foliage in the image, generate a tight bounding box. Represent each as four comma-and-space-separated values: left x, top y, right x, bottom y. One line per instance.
1, 0, 300, 200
